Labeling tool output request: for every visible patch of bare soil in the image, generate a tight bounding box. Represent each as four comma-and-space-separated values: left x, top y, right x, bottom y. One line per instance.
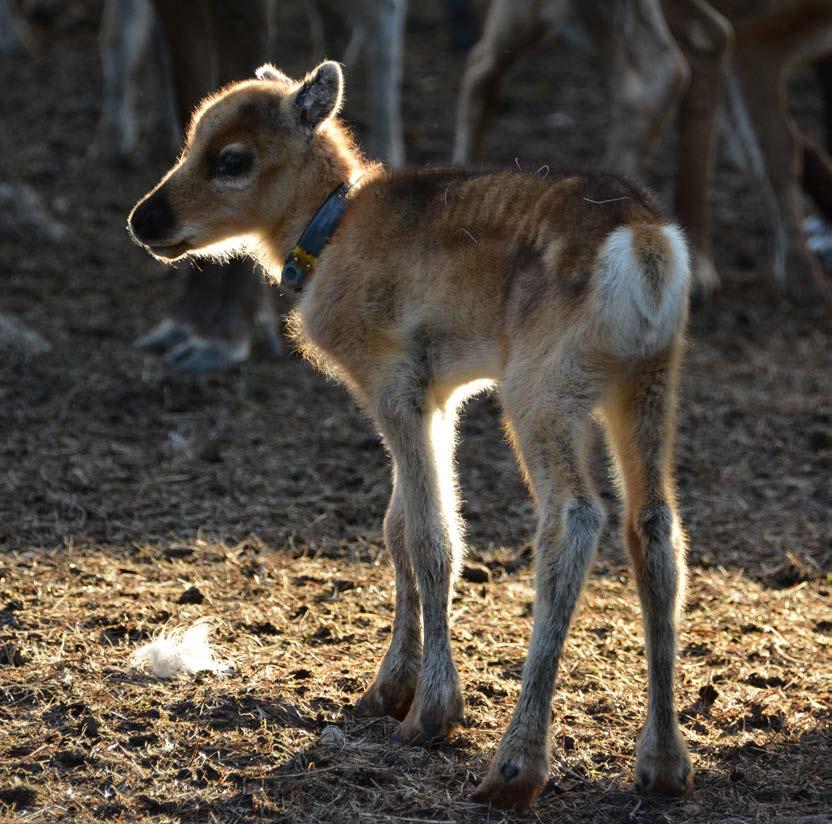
0, 1, 830, 822
0, 546, 830, 823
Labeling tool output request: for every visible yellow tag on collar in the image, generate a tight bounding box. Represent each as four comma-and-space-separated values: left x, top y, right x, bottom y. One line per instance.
290, 246, 318, 271
282, 245, 319, 290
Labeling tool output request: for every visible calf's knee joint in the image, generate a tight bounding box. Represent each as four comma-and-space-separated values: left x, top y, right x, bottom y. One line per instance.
637, 502, 673, 545
564, 495, 605, 537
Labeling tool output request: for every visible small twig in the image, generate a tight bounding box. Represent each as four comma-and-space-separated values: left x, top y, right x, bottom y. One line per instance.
515, 157, 522, 170
773, 580, 809, 598
456, 227, 478, 244
583, 196, 631, 205
552, 755, 589, 783
359, 816, 455, 824
274, 765, 342, 779
537, 165, 550, 178
444, 182, 452, 207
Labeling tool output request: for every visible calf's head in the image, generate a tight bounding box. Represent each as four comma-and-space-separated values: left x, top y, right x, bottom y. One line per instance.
128, 61, 346, 262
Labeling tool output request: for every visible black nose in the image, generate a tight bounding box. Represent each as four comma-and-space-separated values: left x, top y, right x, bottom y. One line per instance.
129, 190, 175, 243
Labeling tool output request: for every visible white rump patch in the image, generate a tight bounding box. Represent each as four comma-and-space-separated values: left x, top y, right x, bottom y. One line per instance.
596, 224, 690, 358
131, 620, 232, 678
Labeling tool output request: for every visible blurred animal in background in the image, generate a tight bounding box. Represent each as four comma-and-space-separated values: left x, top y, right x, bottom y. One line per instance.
89, 0, 178, 164
305, 0, 406, 166
123, 0, 406, 370
455, 0, 832, 303
0, 0, 28, 54
0, 181, 64, 357
3, 0, 282, 370
125, 0, 281, 371
0, 0, 64, 56
128, 58, 695, 812
0, 179, 65, 355
0, 180, 67, 245
91, 0, 407, 169
5, 0, 407, 371
0, 311, 51, 356
0, 0, 69, 358
721, 0, 832, 302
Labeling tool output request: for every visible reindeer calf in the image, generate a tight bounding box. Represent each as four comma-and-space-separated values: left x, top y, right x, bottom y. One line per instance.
128, 61, 693, 811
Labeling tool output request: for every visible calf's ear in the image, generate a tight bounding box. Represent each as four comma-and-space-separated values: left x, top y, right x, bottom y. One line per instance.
256, 63, 292, 84
290, 61, 344, 132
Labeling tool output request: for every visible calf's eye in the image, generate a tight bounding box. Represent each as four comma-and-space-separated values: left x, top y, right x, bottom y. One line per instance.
212, 149, 253, 178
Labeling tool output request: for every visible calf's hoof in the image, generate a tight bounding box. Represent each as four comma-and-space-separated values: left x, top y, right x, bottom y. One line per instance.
355, 676, 417, 721
635, 738, 693, 796
471, 759, 546, 813
389, 691, 464, 746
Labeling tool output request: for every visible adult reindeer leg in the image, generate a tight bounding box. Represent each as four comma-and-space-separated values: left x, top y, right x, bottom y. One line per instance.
814, 55, 832, 153
136, 0, 282, 370
802, 133, 832, 221
362, 0, 406, 166
663, 0, 733, 296
728, 2, 832, 302
305, 0, 405, 166
580, 0, 689, 179
91, 0, 175, 164
453, 0, 566, 164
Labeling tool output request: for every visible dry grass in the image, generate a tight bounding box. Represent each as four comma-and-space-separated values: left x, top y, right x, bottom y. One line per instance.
1, 541, 830, 822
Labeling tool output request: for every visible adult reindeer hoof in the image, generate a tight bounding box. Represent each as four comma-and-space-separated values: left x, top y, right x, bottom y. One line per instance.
635, 738, 693, 796
471, 759, 545, 813
389, 714, 463, 746
136, 320, 250, 372
690, 256, 721, 304
355, 675, 417, 721
162, 334, 250, 373
255, 307, 284, 356
136, 315, 283, 373
134, 317, 191, 352
781, 250, 832, 307
135, 280, 282, 372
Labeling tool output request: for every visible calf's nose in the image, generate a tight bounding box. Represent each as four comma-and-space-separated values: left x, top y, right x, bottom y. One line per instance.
129, 190, 175, 243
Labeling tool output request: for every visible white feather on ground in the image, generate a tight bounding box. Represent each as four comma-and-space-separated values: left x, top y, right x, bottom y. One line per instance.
131, 620, 232, 678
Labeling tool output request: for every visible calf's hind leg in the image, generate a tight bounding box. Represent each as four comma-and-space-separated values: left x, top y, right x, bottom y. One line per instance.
473, 366, 604, 811
602, 351, 691, 795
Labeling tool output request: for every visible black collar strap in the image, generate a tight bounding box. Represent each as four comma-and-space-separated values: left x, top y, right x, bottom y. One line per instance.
281, 182, 353, 293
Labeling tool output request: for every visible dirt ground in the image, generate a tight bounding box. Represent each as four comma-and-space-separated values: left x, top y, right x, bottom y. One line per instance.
1, 2, 831, 822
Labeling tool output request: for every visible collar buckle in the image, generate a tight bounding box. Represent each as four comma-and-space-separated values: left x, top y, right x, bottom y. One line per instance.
281, 182, 353, 294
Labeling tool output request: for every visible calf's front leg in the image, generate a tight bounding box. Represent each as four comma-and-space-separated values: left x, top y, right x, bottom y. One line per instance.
356, 472, 422, 720
367, 386, 465, 744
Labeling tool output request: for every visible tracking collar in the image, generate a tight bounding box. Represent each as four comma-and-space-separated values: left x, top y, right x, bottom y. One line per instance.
281, 182, 353, 293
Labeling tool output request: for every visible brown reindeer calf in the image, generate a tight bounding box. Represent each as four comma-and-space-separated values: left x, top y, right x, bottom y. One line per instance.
128, 61, 693, 811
